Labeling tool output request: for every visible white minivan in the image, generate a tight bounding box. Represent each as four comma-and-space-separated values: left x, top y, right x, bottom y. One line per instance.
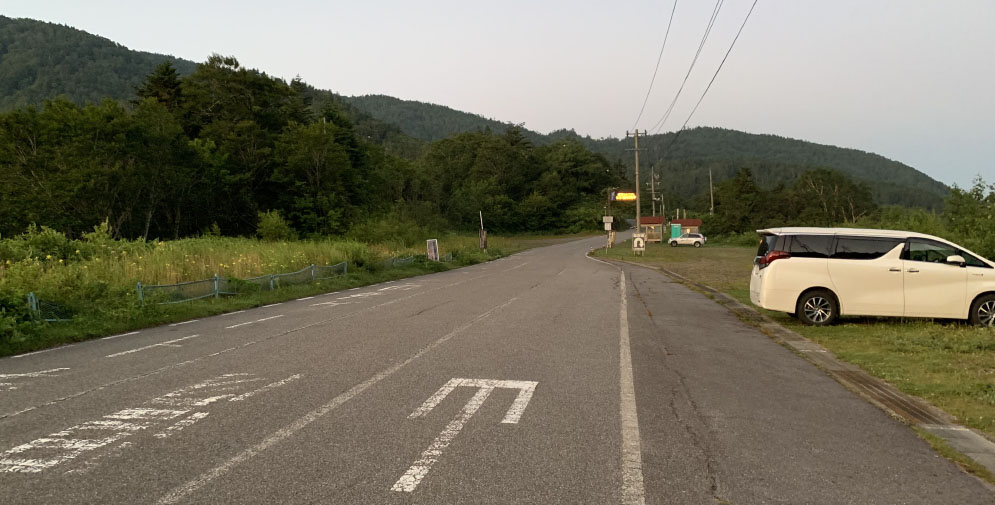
750, 227, 995, 326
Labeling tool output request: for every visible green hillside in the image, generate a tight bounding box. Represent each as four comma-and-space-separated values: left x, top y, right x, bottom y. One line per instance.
329, 97, 949, 209
0, 16, 197, 110
341, 94, 543, 143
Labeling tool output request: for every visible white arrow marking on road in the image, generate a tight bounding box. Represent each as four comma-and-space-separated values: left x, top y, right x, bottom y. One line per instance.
392, 378, 538, 493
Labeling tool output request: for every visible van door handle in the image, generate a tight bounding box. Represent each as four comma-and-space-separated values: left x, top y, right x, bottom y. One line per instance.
889, 267, 901, 272
907, 268, 920, 273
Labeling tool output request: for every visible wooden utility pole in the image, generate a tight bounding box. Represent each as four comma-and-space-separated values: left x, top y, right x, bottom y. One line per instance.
626, 130, 646, 232
709, 167, 715, 215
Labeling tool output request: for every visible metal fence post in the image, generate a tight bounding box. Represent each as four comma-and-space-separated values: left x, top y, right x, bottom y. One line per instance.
27, 292, 39, 319
213, 274, 220, 298
137, 282, 144, 306
269, 275, 275, 291
310, 264, 316, 281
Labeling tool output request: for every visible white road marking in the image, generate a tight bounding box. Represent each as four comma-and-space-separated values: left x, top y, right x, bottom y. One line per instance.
154, 413, 211, 439
168, 320, 198, 327
4, 268, 505, 420
155, 296, 519, 505
10, 348, 59, 359
297, 296, 315, 301
0, 372, 295, 473
261, 303, 282, 308
0, 368, 70, 379
0, 368, 70, 392
105, 335, 199, 358
393, 387, 493, 493
619, 272, 646, 505
220, 310, 246, 317
225, 315, 285, 329
229, 374, 303, 402
393, 378, 538, 492
311, 301, 352, 307
103, 331, 140, 340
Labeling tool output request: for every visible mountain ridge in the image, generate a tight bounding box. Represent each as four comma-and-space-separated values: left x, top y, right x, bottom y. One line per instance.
0, 15, 948, 209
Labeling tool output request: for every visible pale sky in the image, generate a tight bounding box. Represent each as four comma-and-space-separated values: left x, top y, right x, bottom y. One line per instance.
5, 0, 994, 187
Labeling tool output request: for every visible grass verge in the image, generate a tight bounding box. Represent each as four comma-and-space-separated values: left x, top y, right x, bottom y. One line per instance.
592, 241, 995, 443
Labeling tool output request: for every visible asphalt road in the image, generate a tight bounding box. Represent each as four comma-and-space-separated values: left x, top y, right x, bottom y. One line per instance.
1, 235, 992, 504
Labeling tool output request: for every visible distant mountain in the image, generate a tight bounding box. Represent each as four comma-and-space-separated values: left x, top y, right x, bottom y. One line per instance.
340, 92, 948, 208
0, 16, 196, 110
341, 94, 543, 143
0, 15, 948, 209
548, 127, 950, 210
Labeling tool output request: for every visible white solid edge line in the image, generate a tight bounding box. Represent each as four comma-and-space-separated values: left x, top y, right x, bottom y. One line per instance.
155, 295, 518, 505
619, 272, 646, 505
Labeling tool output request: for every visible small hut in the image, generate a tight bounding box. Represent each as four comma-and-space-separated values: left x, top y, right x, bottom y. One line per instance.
640, 216, 667, 243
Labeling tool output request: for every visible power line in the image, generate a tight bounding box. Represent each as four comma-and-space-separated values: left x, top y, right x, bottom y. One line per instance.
647, 0, 726, 134
659, 0, 760, 158
631, 0, 680, 130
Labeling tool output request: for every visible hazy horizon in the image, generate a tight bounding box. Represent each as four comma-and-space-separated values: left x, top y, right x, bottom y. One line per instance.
4, 0, 993, 188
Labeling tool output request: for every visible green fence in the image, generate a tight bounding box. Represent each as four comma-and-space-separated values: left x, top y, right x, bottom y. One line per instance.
137, 262, 348, 305
26, 292, 73, 322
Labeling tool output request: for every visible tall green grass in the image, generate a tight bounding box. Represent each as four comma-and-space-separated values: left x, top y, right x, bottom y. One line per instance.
0, 223, 525, 355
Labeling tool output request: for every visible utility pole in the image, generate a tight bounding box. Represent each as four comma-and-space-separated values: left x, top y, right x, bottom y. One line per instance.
648, 166, 658, 216
626, 130, 646, 233
709, 167, 715, 215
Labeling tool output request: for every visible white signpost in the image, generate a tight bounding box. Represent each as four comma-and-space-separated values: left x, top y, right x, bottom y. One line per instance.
426, 239, 440, 261
392, 378, 538, 493
632, 233, 646, 255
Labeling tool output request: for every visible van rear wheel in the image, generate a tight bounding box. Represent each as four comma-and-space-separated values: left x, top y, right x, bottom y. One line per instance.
797, 290, 838, 326
970, 294, 995, 327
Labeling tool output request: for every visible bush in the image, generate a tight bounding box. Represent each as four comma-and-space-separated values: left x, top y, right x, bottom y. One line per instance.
257, 210, 298, 242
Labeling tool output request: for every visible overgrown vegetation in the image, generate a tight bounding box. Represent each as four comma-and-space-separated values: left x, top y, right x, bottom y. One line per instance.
0, 223, 528, 356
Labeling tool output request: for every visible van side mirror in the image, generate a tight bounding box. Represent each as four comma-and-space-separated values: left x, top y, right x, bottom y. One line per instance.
946, 255, 966, 266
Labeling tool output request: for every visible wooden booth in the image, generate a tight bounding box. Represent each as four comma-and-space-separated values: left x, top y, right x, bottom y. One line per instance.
640, 216, 666, 243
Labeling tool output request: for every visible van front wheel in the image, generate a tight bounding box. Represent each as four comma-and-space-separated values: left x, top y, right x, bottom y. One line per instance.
970, 294, 995, 327
797, 290, 838, 326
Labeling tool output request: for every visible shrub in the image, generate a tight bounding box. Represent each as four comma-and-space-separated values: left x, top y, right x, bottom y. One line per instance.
257, 210, 298, 242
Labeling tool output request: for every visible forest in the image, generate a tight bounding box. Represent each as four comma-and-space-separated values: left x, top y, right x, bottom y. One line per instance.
0, 57, 622, 241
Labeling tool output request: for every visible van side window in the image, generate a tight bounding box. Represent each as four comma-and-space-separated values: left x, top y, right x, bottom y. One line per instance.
903, 239, 957, 263
962, 251, 992, 268
833, 237, 903, 260
785, 235, 832, 258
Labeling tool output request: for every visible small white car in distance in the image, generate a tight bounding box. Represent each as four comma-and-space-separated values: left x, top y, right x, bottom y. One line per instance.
669, 233, 707, 248
750, 227, 995, 326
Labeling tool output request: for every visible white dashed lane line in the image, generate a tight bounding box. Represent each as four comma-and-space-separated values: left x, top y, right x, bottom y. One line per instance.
105, 335, 200, 358
168, 320, 199, 327
225, 315, 285, 330
103, 331, 140, 340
